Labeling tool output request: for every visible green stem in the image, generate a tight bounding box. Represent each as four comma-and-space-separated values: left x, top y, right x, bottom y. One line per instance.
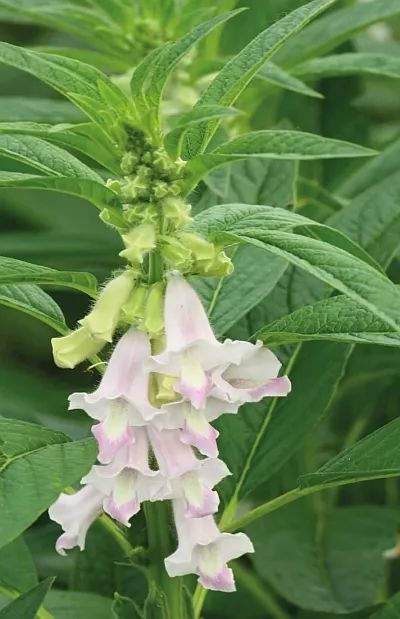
233, 562, 290, 619
144, 502, 185, 619
148, 250, 163, 284
225, 487, 319, 533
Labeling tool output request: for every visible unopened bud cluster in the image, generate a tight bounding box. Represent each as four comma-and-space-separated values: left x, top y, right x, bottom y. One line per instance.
52, 127, 233, 368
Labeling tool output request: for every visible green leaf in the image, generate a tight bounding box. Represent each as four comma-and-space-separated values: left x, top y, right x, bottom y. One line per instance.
0, 284, 66, 333
217, 342, 351, 506
194, 204, 400, 331
0, 43, 129, 129
184, 131, 375, 192
258, 61, 323, 98
370, 593, 400, 619
46, 591, 114, 619
164, 105, 240, 159
295, 53, 400, 81
0, 537, 38, 593
141, 10, 243, 114
0, 122, 121, 175
0, 577, 53, 619
0, 172, 121, 211
0, 257, 97, 296
0, 418, 97, 549
249, 503, 398, 613
277, 0, 400, 66
192, 245, 287, 338
339, 139, 400, 199
331, 170, 400, 268
0, 134, 101, 181
182, 0, 336, 157
0, 97, 83, 123
300, 417, 400, 490
258, 295, 400, 348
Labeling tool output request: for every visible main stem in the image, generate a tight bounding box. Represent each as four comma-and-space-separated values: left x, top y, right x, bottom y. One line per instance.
145, 250, 185, 618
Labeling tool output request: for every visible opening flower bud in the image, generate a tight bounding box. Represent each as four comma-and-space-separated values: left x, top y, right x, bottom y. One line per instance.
119, 224, 156, 264
51, 326, 105, 369
143, 281, 165, 337
178, 232, 215, 261
160, 237, 192, 269
120, 284, 148, 323
162, 197, 192, 227
79, 271, 136, 342
196, 250, 234, 277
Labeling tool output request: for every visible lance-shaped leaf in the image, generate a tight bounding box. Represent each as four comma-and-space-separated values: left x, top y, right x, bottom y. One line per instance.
0, 418, 97, 549
0, 43, 129, 129
141, 9, 243, 115
194, 204, 400, 331
0, 577, 54, 619
0, 122, 121, 175
0, 257, 97, 296
258, 294, 400, 348
276, 0, 400, 66
182, 0, 336, 157
164, 105, 240, 159
183, 131, 375, 193
0, 134, 102, 181
299, 417, 400, 489
258, 62, 322, 98
0, 284, 66, 333
295, 53, 400, 81
0, 172, 121, 211
0, 97, 83, 123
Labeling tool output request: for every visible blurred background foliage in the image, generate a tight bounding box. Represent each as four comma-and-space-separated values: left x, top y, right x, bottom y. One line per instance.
1, 1, 400, 617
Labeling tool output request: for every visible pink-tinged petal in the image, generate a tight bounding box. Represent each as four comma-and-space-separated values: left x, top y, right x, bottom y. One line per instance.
184, 485, 219, 518
245, 375, 291, 401
102, 469, 139, 526
174, 350, 211, 409
164, 273, 217, 351
181, 423, 219, 458
149, 428, 198, 478
49, 485, 103, 554
91, 410, 134, 464
199, 565, 235, 593
103, 495, 139, 526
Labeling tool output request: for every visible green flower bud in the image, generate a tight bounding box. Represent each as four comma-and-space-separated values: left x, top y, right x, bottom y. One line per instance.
119, 223, 156, 264
160, 237, 192, 268
79, 271, 136, 342
121, 175, 149, 201
178, 232, 215, 260
162, 197, 192, 227
153, 181, 170, 199
143, 282, 164, 337
196, 250, 234, 277
99, 207, 127, 229
120, 283, 148, 323
51, 326, 104, 369
120, 151, 139, 174
106, 178, 122, 195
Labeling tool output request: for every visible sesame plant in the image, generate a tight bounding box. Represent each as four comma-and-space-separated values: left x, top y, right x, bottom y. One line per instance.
1, 0, 400, 618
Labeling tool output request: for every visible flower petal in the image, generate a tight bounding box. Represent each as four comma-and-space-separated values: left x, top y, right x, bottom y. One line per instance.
164, 273, 217, 351
48, 485, 103, 555
91, 403, 133, 464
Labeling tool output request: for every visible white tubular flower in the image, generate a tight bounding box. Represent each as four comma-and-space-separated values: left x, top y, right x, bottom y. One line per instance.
165, 500, 254, 592
49, 485, 104, 555
69, 328, 159, 463
83, 428, 164, 526
149, 428, 229, 518
147, 273, 291, 411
